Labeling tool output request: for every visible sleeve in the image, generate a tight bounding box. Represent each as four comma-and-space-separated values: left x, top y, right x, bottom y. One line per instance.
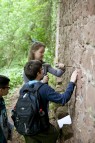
47, 65, 65, 77
39, 82, 75, 106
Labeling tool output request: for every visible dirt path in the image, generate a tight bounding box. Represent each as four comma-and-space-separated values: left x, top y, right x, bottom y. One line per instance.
7, 87, 25, 143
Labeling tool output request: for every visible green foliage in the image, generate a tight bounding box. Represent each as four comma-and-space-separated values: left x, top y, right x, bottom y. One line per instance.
0, 0, 57, 66
48, 73, 56, 88
0, 67, 23, 90
9, 69, 23, 89
0, 0, 58, 89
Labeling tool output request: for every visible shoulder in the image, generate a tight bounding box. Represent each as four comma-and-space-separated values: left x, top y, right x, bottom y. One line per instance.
38, 83, 54, 95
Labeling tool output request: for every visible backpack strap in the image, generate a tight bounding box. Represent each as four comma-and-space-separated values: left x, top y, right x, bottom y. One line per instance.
30, 82, 44, 92
20, 81, 44, 107
20, 81, 43, 93
29, 82, 44, 110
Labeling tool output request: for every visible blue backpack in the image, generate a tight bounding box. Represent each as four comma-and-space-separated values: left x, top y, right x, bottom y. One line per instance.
11, 82, 49, 136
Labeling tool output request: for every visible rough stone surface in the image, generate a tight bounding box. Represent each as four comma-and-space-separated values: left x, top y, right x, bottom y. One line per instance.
55, 0, 95, 142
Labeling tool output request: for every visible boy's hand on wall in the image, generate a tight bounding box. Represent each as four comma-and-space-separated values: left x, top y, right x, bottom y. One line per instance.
70, 69, 79, 83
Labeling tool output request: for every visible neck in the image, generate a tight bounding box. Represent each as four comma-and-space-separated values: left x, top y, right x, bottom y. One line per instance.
35, 77, 40, 81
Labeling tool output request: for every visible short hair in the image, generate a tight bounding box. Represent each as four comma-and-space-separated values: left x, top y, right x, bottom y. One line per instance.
0, 75, 10, 88
24, 60, 42, 80
28, 42, 45, 61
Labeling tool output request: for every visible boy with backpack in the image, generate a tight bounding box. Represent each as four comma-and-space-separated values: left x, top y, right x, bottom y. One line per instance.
12, 60, 78, 143
0, 75, 13, 143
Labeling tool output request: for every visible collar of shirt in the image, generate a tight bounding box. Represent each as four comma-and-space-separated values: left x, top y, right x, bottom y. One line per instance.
28, 80, 39, 85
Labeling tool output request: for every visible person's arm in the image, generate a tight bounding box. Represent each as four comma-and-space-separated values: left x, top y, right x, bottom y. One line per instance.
39, 70, 78, 105
47, 65, 65, 77
39, 82, 75, 105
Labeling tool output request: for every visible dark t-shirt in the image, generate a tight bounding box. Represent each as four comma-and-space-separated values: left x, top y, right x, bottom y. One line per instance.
0, 97, 8, 143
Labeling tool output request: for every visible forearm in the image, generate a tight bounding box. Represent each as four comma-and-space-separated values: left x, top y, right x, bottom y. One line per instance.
39, 82, 75, 105
48, 66, 65, 77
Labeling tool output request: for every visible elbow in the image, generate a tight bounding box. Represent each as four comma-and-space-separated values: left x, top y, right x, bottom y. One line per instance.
56, 69, 65, 77
56, 73, 63, 77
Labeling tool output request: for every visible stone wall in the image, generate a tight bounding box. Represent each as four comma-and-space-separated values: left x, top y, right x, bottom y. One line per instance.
55, 0, 95, 142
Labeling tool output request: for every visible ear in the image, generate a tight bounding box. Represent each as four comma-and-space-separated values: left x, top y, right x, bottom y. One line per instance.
37, 71, 39, 76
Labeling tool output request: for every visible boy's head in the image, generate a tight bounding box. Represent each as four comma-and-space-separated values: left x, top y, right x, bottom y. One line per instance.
0, 75, 10, 97
24, 60, 43, 80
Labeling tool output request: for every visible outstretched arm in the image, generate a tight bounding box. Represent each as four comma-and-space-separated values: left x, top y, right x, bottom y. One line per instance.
39, 70, 78, 105
47, 64, 66, 77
